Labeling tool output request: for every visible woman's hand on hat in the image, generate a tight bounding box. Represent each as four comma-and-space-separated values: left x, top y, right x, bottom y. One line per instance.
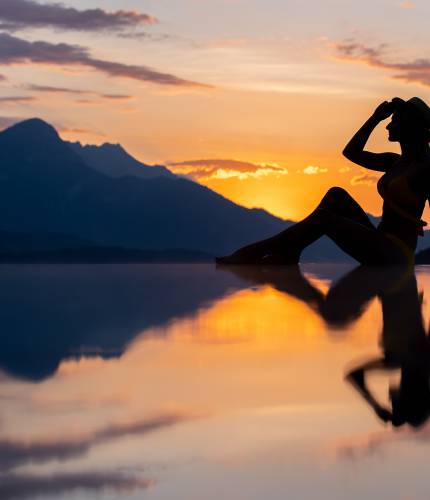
372, 101, 396, 121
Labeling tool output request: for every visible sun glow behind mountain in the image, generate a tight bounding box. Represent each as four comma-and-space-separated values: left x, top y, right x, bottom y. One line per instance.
0, 0, 430, 219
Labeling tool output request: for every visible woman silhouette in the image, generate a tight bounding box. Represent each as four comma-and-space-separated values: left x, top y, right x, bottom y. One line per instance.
216, 97, 430, 266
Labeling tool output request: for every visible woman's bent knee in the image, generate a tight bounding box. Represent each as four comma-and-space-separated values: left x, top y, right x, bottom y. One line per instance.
325, 186, 350, 199
320, 186, 351, 208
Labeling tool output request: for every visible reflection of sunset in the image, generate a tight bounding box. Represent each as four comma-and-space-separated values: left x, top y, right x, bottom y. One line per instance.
2, 271, 383, 426
2, 266, 430, 499
161, 284, 378, 350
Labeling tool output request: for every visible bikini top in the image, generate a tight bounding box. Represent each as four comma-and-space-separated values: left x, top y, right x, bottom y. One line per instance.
377, 173, 427, 236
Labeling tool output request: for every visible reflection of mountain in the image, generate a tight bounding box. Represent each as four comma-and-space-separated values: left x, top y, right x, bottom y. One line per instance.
0, 230, 91, 252
0, 264, 246, 381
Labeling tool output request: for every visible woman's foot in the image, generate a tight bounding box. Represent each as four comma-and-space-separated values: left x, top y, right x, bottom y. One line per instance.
261, 252, 299, 265
215, 254, 261, 265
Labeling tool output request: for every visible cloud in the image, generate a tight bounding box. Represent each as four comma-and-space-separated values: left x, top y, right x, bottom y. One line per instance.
350, 173, 380, 185
73, 99, 99, 105
0, 96, 35, 104
333, 40, 389, 63
118, 32, 175, 42
0, 0, 157, 33
25, 85, 133, 101
0, 411, 197, 471
0, 471, 153, 500
297, 165, 328, 175
168, 158, 288, 181
334, 39, 430, 88
25, 84, 90, 95
100, 93, 132, 100
58, 126, 106, 137
0, 33, 211, 88
0, 74, 6, 81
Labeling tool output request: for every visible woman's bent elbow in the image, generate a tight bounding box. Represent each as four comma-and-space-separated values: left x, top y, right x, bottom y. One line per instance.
342, 147, 352, 159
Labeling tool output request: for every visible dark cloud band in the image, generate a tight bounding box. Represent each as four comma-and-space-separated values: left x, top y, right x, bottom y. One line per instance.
0, 0, 157, 33
0, 33, 211, 88
0, 471, 152, 500
0, 96, 35, 104
25, 84, 132, 100
334, 39, 430, 88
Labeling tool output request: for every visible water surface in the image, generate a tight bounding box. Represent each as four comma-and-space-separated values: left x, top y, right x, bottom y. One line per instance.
1, 263, 430, 500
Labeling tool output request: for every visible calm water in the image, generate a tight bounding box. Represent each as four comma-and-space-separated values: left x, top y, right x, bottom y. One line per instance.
1, 263, 430, 500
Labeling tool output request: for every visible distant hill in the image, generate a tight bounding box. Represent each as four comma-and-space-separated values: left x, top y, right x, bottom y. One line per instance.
67, 141, 174, 179
0, 230, 92, 252
415, 232, 430, 253
0, 246, 213, 263
0, 229, 213, 263
414, 246, 430, 264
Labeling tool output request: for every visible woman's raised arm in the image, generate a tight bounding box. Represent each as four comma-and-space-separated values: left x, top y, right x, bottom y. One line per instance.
342, 101, 400, 172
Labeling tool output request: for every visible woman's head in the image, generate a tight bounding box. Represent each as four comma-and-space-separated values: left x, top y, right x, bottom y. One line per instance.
386, 97, 430, 144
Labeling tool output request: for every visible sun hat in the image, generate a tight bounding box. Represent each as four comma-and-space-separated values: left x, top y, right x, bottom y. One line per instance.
406, 97, 430, 127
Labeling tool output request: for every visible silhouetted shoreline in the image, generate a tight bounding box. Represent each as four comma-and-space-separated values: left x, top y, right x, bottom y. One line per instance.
0, 247, 214, 264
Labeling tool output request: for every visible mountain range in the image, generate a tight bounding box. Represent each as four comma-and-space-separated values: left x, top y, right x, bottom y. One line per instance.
0, 118, 288, 257
1, 117, 429, 263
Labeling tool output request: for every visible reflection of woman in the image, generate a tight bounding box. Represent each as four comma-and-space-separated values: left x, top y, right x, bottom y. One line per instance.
218, 264, 430, 427
218, 264, 379, 330
217, 98, 430, 266
345, 269, 430, 427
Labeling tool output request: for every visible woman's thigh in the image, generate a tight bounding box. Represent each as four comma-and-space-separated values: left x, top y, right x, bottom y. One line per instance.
320, 187, 375, 229
321, 210, 410, 265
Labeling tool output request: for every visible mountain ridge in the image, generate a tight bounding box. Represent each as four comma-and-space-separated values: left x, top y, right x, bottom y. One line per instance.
0, 118, 289, 255
68, 140, 174, 179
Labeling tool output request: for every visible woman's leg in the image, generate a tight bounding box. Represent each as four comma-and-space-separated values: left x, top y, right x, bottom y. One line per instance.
216, 187, 394, 265
318, 187, 374, 229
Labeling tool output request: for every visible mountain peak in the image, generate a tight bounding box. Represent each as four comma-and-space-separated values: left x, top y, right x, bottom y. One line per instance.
1, 118, 60, 143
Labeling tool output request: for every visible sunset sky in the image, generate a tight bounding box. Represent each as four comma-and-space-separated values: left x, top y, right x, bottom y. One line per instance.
1, 0, 430, 220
